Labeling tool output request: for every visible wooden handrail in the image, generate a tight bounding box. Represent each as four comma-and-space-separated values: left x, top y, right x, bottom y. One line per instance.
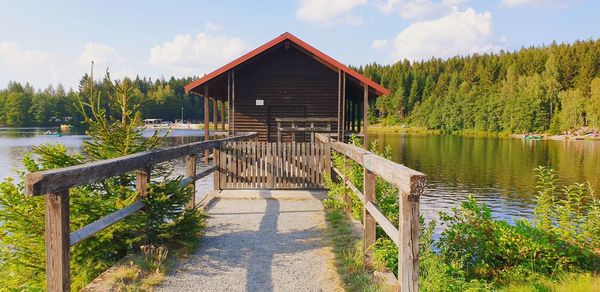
25, 132, 257, 196
318, 132, 426, 291
26, 132, 257, 292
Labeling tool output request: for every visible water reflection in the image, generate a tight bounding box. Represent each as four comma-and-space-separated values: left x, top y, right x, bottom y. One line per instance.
368, 132, 600, 223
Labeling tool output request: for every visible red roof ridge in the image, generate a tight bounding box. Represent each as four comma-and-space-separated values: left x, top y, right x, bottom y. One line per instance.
184, 32, 390, 96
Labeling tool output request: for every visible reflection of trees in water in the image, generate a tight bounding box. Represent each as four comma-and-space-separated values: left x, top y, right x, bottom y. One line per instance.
369, 133, 599, 205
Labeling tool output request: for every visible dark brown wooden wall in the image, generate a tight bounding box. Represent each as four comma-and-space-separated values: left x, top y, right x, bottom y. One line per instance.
234, 46, 339, 142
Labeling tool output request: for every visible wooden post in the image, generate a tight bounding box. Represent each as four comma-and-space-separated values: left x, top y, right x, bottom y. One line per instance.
204, 86, 210, 164
220, 100, 226, 132
357, 101, 362, 133
136, 167, 151, 197
213, 98, 218, 134
232, 69, 236, 135
341, 72, 346, 142
399, 175, 426, 291
363, 167, 376, 259
186, 154, 197, 208
323, 136, 332, 187
363, 84, 369, 149
219, 142, 227, 189
342, 156, 352, 214
213, 147, 220, 191
45, 189, 70, 292
227, 71, 231, 135
337, 69, 342, 140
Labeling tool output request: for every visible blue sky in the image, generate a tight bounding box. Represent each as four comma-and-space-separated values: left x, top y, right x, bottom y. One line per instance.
0, 0, 598, 89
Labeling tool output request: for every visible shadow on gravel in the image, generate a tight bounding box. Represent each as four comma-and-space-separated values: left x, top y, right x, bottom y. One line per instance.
181, 198, 324, 291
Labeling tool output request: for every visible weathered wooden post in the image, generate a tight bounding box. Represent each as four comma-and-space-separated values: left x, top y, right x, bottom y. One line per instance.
342, 156, 352, 214
213, 146, 220, 191
399, 174, 426, 291
204, 87, 210, 164
323, 135, 332, 187
45, 189, 70, 292
363, 165, 376, 259
185, 155, 197, 208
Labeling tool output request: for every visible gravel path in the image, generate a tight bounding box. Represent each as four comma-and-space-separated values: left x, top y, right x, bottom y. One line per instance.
157, 194, 341, 292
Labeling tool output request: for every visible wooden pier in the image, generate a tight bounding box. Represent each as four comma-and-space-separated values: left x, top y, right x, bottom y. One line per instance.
24, 132, 426, 291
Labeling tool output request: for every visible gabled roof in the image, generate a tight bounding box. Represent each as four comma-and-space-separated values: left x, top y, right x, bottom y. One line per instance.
184, 32, 390, 96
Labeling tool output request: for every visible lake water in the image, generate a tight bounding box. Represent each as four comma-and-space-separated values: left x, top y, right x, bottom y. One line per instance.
368, 132, 600, 224
0, 128, 598, 224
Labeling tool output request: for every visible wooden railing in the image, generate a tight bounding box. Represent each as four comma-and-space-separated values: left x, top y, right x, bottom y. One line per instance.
316, 133, 427, 291
276, 117, 337, 143
24, 132, 257, 292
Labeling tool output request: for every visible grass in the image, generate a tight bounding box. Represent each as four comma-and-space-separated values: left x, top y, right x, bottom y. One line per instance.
323, 207, 386, 291
500, 273, 600, 292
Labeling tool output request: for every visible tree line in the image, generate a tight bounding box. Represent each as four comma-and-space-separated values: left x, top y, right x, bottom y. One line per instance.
360, 38, 600, 134
0, 75, 212, 127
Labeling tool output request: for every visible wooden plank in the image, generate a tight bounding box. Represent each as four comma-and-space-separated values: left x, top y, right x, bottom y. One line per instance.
363, 168, 376, 257
331, 141, 368, 164
365, 201, 400, 247
70, 200, 144, 246
363, 153, 427, 193
45, 189, 70, 292
275, 117, 338, 122
399, 175, 426, 291
194, 165, 217, 181
186, 154, 197, 207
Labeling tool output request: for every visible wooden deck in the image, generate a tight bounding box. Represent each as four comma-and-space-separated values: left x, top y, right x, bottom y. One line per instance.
25, 132, 426, 292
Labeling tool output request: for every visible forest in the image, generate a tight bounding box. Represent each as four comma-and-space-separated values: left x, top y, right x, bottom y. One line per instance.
361, 38, 600, 134
2, 38, 600, 134
0, 75, 205, 127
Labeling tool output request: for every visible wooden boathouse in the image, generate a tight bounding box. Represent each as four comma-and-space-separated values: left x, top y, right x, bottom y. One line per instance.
185, 32, 390, 144
25, 33, 426, 292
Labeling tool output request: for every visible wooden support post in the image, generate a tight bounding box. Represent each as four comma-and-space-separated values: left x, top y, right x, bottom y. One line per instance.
341, 72, 346, 142
213, 98, 218, 134
343, 156, 352, 214
213, 147, 220, 191
323, 136, 332, 187
363, 167, 376, 259
136, 167, 150, 197
398, 175, 426, 291
337, 69, 342, 141
232, 69, 235, 135
363, 84, 369, 149
357, 101, 362, 133
186, 154, 197, 208
220, 100, 225, 132
204, 86, 210, 164
219, 142, 227, 190
45, 189, 70, 292
227, 71, 231, 135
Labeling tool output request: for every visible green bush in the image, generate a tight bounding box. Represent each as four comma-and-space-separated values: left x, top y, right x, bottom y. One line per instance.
0, 71, 205, 290
325, 140, 600, 290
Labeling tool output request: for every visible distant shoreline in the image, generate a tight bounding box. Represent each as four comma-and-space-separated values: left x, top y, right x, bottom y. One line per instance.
368, 125, 600, 141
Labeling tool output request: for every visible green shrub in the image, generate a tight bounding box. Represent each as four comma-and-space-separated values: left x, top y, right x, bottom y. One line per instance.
0, 71, 205, 290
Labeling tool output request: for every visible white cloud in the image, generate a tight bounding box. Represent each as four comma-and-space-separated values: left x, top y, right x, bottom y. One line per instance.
377, 0, 468, 20
204, 21, 222, 32
389, 8, 503, 61
149, 33, 247, 75
372, 39, 390, 49
501, 0, 579, 7
0, 41, 59, 88
78, 43, 126, 66
297, 0, 367, 25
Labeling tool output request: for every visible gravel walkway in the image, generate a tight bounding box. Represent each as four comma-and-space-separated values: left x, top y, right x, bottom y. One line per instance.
157, 194, 341, 292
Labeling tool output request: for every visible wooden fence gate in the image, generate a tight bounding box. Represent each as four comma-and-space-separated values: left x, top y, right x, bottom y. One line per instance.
216, 142, 330, 189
